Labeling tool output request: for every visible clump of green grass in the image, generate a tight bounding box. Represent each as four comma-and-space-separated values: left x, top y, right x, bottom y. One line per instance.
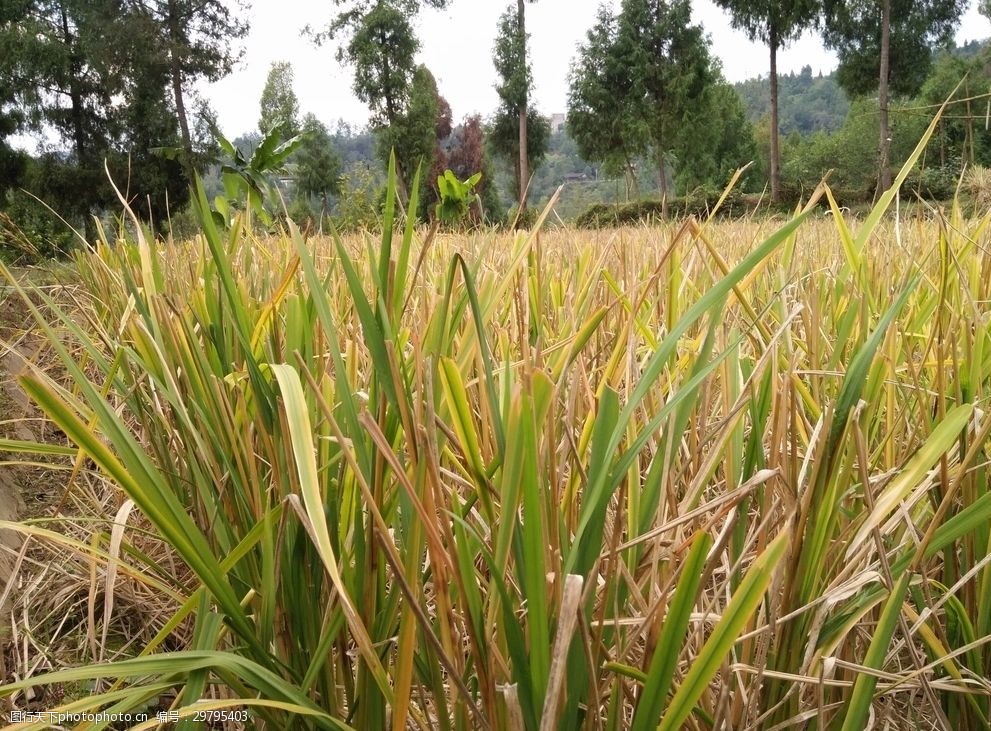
3, 115, 991, 730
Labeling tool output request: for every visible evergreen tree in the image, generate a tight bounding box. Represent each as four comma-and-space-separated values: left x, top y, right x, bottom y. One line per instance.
2, 0, 201, 235
320, 2, 411, 196
620, 0, 715, 214
112, 35, 189, 223
346, 3, 416, 129
0, 0, 28, 201
317, 0, 451, 199
378, 65, 441, 215
680, 80, 759, 192
5, 0, 124, 237
492, 3, 548, 213
141, 0, 248, 177
567, 4, 643, 197
568, 0, 750, 211
294, 114, 342, 221
258, 61, 300, 136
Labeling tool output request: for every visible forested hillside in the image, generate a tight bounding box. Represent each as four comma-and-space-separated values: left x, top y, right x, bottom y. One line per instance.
734, 66, 849, 134
734, 39, 988, 137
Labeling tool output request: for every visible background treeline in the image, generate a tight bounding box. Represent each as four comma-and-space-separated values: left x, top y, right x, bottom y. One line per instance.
0, 0, 243, 255
3, 0, 991, 256
735, 65, 849, 135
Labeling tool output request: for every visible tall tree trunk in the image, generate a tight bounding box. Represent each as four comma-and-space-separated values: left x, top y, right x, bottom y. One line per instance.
166, 0, 194, 182
517, 0, 528, 216
877, 0, 892, 194
60, 3, 95, 242
769, 24, 781, 203
623, 153, 634, 201
380, 41, 409, 204
658, 154, 668, 219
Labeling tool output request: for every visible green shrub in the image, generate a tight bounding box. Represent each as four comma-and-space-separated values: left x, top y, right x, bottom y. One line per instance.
506, 203, 539, 230
0, 190, 79, 260
905, 164, 958, 201
333, 162, 382, 232
287, 195, 316, 229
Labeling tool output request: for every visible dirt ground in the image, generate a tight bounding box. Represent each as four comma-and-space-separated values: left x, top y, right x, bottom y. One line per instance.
0, 278, 63, 587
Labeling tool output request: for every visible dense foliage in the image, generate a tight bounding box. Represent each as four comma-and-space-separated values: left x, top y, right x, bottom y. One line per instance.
293, 113, 343, 220
823, 0, 966, 98
258, 61, 301, 136
0, 0, 239, 249
567, 0, 758, 212
734, 66, 850, 134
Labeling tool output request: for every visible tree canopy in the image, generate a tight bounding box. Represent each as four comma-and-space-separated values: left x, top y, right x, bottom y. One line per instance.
318, 0, 451, 198
823, 0, 966, 98
259, 61, 300, 136
377, 64, 443, 210
491, 2, 549, 208
712, 0, 818, 201
0, 0, 242, 241
567, 5, 641, 178
714, 0, 817, 46
294, 113, 342, 214
567, 0, 754, 211
125, 0, 247, 174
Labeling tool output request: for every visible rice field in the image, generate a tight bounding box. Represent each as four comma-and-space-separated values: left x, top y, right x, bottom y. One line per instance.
4, 138, 991, 729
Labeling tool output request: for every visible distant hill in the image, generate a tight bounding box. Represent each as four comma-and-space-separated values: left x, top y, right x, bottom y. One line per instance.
734, 66, 849, 136
953, 38, 988, 61
734, 39, 991, 137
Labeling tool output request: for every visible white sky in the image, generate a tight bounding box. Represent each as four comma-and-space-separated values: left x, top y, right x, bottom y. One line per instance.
203, 0, 991, 138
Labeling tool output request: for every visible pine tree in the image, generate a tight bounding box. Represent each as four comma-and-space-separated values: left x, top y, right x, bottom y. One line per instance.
148, 0, 247, 177
295, 113, 342, 219
378, 65, 443, 215
5, 0, 125, 237
492, 3, 548, 215
621, 0, 715, 214
567, 4, 643, 198
259, 61, 301, 136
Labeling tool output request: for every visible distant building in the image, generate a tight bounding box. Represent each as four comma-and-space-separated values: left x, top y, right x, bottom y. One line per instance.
549, 113, 566, 135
